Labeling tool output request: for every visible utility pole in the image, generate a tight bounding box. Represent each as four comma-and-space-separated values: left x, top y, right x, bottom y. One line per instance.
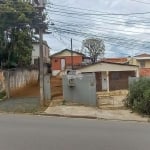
39, 10, 44, 106
34, 0, 46, 106
71, 38, 73, 70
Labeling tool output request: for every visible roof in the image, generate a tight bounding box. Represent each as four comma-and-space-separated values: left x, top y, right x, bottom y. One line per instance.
134, 53, 150, 57
77, 61, 138, 73
51, 49, 85, 57
79, 61, 138, 69
102, 58, 128, 63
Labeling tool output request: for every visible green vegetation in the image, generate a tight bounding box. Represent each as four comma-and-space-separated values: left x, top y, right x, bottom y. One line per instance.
0, 0, 45, 68
126, 78, 150, 115
0, 90, 6, 99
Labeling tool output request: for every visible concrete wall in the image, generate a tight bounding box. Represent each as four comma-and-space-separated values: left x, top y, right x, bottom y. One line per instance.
8, 69, 38, 89
0, 71, 5, 91
0, 69, 39, 92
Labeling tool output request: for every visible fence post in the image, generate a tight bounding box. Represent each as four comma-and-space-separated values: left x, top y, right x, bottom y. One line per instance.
6, 70, 10, 99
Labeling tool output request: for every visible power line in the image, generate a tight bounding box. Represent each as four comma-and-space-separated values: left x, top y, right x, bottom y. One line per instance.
49, 3, 150, 16
51, 20, 150, 35
51, 26, 150, 50
56, 33, 131, 56
48, 8, 150, 27
130, 0, 150, 4
51, 24, 150, 44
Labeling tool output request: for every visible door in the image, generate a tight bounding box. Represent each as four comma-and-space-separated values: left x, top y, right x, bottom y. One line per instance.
61, 59, 66, 70
102, 72, 107, 91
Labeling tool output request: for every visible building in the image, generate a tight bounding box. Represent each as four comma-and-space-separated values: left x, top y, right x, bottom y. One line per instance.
102, 54, 150, 77
31, 40, 50, 65
51, 49, 91, 76
77, 61, 139, 92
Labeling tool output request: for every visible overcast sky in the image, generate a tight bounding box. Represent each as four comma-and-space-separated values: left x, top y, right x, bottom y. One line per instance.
44, 0, 150, 57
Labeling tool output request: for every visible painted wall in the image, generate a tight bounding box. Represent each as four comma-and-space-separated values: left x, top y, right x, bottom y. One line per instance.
32, 42, 50, 64
128, 57, 150, 68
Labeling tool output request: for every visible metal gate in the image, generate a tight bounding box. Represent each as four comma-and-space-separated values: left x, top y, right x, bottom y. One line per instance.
63, 73, 96, 106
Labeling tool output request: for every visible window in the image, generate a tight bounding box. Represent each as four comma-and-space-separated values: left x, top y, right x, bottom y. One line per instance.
140, 60, 145, 68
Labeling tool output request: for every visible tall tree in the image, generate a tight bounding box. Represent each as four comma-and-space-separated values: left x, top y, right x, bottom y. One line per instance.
82, 38, 105, 63
0, 0, 43, 68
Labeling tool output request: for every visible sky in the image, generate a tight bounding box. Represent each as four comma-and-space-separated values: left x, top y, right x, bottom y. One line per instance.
44, 0, 150, 57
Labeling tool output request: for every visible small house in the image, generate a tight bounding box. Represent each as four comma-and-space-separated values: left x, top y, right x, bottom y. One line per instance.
51, 49, 91, 76
77, 61, 139, 92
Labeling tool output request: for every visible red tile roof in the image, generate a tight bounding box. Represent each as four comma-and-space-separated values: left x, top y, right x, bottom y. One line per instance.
102, 58, 128, 63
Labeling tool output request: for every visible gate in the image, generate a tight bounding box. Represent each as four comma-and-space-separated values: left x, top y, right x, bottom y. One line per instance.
63, 73, 96, 106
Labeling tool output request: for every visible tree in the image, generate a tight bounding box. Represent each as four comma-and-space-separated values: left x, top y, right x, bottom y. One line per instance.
0, 0, 46, 68
82, 38, 105, 63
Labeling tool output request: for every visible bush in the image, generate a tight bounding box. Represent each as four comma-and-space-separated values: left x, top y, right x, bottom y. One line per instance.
126, 78, 150, 115
0, 90, 6, 99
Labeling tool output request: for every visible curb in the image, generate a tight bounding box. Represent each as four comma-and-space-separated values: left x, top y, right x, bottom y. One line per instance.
35, 113, 149, 122
36, 113, 97, 119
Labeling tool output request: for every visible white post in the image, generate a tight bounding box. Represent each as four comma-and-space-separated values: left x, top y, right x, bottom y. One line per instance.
106, 71, 109, 93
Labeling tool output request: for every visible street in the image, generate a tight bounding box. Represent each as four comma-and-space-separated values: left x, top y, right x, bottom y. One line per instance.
0, 114, 149, 150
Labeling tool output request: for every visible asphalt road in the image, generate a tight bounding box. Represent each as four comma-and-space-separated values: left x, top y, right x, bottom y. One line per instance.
0, 114, 149, 150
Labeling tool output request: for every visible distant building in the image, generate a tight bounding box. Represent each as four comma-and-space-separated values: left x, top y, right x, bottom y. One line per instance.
51, 49, 91, 76
32, 40, 50, 65
102, 53, 150, 77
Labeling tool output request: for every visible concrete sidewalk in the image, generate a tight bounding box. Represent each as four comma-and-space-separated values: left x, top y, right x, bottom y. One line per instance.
44, 105, 149, 122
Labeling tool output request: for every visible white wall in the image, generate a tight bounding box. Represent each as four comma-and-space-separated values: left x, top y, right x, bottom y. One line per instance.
32, 42, 50, 64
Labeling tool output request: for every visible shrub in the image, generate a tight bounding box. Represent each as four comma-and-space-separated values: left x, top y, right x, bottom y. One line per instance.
0, 90, 6, 99
126, 78, 150, 115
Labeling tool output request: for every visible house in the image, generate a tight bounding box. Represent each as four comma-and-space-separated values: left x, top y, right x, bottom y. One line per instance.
102, 54, 150, 77
32, 40, 50, 65
51, 49, 91, 76
77, 61, 139, 92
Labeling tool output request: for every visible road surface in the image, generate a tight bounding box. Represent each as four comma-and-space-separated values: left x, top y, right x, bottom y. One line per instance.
0, 114, 149, 150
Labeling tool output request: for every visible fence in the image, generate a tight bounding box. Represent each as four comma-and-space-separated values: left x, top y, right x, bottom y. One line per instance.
0, 68, 39, 97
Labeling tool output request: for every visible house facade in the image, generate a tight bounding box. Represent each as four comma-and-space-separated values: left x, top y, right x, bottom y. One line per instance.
77, 62, 139, 92
51, 49, 90, 76
32, 40, 50, 65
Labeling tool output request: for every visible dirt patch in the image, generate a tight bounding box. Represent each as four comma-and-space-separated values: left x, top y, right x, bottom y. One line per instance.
10, 81, 40, 98
51, 76, 63, 99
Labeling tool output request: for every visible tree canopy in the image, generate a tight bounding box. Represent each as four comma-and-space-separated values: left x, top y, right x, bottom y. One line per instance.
0, 0, 42, 68
82, 38, 105, 63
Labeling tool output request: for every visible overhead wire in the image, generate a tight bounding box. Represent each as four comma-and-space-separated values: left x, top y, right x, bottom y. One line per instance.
51, 26, 150, 51
48, 9, 150, 29
130, 0, 150, 4
47, 2, 150, 55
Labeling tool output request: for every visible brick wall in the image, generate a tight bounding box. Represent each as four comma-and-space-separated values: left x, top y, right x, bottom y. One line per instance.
51, 56, 83, 70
